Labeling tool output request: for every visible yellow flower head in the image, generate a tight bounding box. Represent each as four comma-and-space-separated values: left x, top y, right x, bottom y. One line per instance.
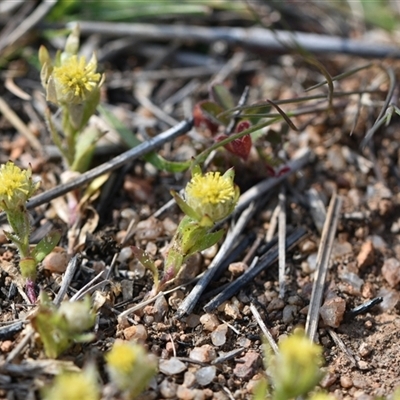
52, 54, 101, 105
272, 329, 323, 398
185, 168, 239, 223
106, 340, 157, 395
42, 366, 99, 400
0, 162, 39, 211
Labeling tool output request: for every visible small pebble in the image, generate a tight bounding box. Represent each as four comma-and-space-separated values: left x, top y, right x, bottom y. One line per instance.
356, 240, 375, 269
123, 324, 148, 341
117, 246, 133, 262
233, 351, 261, 379
195, 366, 216, 386
0, 340, 13, 353
42, 247, 69, 273
176, 385, 194, 400
186, 314, 200, 328
381, 258, 400, 287
183, 371, 196, 388
153, 295, 169, 322
159, 357, 187, 375
319, 296, 346, 328
189, 345, 216, 363
282, 305, 298, 324
211, 324, 228, 347
159, 379, 178, 398
340, 375, 353, 389
358, 342, 372, 358
224, 302, 241, 319
266, 297, 285, 312
200, 313, 220, 331
357, 360, 369, 370
332, 240, 353, 258
228, 262, 247, 276
320, 371, 337, 388
353, 376, 367, 389
120, 279, 133, 302
377, 287, 400, 311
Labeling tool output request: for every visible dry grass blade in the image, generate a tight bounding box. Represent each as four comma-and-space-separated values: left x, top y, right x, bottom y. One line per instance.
0, 96, 42, 152
73, 22, 400, 58
250, 303, 279, 355
305, 192, 343, 342
278, 187, 287, 298
203, 227, 307, 312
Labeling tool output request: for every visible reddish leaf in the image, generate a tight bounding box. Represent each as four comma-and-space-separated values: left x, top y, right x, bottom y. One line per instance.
217, 133, 252, 161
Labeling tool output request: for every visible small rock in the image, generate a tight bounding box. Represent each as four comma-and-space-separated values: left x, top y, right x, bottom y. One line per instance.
120, 279, 133, 302
228, 262, 247, 276
358, 342, 372, 358
377, 287, 400, 311
303, 253, 318, 273
224, 301, 241, 319
287, 295, 303, 306
154, 295, 169, 322
367, 235, 387, 252
381, 258, 400, 287
195, 366, 216, 386
211, 324, 228, 347
266, 297, 285, 312
357, 240, 375, 269
42, 247, 69, 273
189, 345, 216, 363
340, 375, 353, 388
237, 336, 252, 348
282, 305, 298, 324
0, 340, 13, 353
176, 385, 194, 400
320, 372, 337, 388
117, 246, 133, 262
159, 357, 187, 376
353, 376, 367, 389
319, 296, 346, 328
186, 314, 200, 328
123, 324, 147, 341
200, 313, 220, 331
332, 240, 353, 259
357, 360, 369, 370
159, 379, 178, 398
233, 351, 261, 379
183, 371, 196, 388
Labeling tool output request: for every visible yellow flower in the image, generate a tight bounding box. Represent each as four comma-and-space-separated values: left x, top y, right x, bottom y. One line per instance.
272, 329, 323, 399
106, 340, 157, 396
185, 168, 239, 223
42, 365, 99, 400
0, 162, 39, 211
52, 54, 101, 105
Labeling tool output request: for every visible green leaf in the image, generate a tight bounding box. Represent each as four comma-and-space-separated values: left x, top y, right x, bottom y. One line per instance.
71, 125, 103, 172
211, 84, 235, 110
198, 100, 230, 126
32, 231, 61, 264
184, 228, 225, 258
170, 191, 201, 222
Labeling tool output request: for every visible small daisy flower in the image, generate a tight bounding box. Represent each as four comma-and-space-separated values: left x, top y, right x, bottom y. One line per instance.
106, 340, 157, 396
42, 364, 99, 400
0, 161, 39, 211
52, 54, 101, 105
185, 168, 239, 223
